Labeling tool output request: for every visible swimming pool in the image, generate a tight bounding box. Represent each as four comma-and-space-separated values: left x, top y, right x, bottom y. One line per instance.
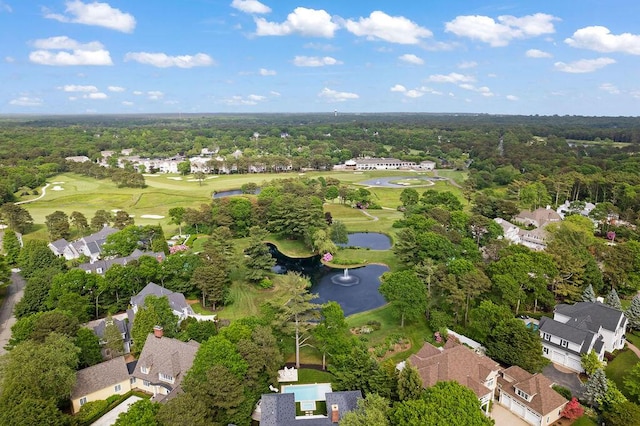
281, 383, 332, 402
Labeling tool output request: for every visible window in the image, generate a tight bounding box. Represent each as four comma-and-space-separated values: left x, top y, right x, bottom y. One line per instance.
130, 377, 136, 385
79, 397, 87, 406
516, 389, 529, 400
114, 384, 121, 392
159, 373, 174, 383
542, 333, 551, 341
560, 339, 569, 348
143, 380, 150, 387
543, 347, 549, 355
141, 366, 149, 374
485, 379, 494, 388
96, 267, 103, 274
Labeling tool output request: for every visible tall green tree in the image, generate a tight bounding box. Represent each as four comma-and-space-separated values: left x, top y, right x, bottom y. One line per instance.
113, 210, 134, 229
0, 203, 33, 234
485, 318, 548, 373
312, 301, 350, 370
581, 283, 597, 302
604, 288, 622, 311
2, 229, 21, 265
70, 211, 89, 236
339, 393, 391, 426
114, 399, 160, 426
90, 209, 113, 231
329, 220, 348, 245
103, 315, 125, 359
45, 210, 70, 241
75, 328, 103, 368
17, 239, 64, 279
397, 364, 423, 401
626, 294, 640, 331
379, 270, 427, 327
191, 258, 230, 310
168, 207, 185, 236
131, 295, 179, 355
243, 226, 275, 283
271, 272, 320, 368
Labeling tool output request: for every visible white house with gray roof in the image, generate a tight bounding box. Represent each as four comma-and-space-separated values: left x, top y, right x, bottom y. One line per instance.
258, 390, 362, 425
49, 226, 118, 261
79, 249, 165, 275
538, 301, 627, 372
130, 282, 195, 321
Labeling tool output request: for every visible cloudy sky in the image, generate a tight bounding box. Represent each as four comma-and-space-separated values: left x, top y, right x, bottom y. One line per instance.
2, 0, 639, 115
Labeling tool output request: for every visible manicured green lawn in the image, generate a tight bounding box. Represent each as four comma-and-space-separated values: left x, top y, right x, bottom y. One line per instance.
571, 415, 598, 426
296, 368, 335, 384
605, 348, 639, 398
627, 332, 640, 348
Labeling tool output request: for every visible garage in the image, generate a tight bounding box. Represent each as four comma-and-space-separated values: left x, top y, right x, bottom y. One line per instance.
567, 357, 582, 372
551, 351, 565, 364
525, 408, 541, 425
512, 401, 526, 418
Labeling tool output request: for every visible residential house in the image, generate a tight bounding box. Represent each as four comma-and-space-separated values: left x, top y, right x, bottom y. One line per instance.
130, 282, 195, 321
514, 207, 562, 229
93, 316, 131, 357
408, 339, 501, 414
48, 226, 118, 261
556, 200, 596, 219
79, 249, 165, 275
494, 211, 557, 251
65, 155, 91, 163
258, 390, 362, 425
496, 366, 568, 426
70, 356, 131, 413
131, 329, 200, 401
538, 301, 627, 372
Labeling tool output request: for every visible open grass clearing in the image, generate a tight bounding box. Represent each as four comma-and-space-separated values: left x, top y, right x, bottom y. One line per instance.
605, 348, 639, 398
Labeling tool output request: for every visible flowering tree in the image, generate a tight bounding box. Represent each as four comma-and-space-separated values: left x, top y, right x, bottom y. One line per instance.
560, 397, 584, 420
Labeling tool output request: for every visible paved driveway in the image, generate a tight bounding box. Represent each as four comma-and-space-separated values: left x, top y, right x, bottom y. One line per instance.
0, 271, 26, 355
543, 364, 583, 398
490, 403, 529, 426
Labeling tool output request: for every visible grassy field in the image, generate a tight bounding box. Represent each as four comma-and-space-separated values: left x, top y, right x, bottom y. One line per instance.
605, 348, 639, 398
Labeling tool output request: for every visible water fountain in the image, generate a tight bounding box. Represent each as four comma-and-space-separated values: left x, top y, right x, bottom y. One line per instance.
330, 268, 360, 286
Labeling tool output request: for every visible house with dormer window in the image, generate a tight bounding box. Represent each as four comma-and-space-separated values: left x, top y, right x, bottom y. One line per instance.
538, 301, 627, 372
497, 366, 568, 426
131, 328, 199, 402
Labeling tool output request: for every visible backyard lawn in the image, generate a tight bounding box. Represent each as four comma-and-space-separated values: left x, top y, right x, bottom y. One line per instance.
605, 347, 639, 398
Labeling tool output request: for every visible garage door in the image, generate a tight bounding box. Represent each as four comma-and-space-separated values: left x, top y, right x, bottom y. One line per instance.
567, 357, 582, 372
551, 351, 565, 363
525, 408, 541, 425
513, 401, 526, 417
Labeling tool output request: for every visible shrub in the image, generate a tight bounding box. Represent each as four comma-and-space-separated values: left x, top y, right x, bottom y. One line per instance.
553, 384, 572, 400
77, 400, 109, 423
366, 320, 382, 331
429, 310, 452, 331
258, 278, 273, 289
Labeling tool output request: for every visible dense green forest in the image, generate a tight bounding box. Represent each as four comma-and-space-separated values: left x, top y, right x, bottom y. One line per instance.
2, 113, 640, 425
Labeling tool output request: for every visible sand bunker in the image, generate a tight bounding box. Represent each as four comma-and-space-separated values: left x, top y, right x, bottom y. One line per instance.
51, 186, 64, 191
168, 177, 183, 181
51, 181, 65, 184
141, 214, 165, 219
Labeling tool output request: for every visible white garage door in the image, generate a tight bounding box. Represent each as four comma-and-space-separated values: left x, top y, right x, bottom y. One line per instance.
525, 408, 541, 425
551, 351, 565, 363
513, 401, 526, 417
567, 357, 582, 372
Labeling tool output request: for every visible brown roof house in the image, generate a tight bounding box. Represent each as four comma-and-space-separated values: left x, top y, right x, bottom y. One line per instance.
496, 366, 568, 426
131, 328, 200, 402
70, 356, 131, 413
407, 339, 501, 414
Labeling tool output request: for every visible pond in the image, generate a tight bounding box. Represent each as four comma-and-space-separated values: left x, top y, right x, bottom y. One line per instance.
359, 176, 446, 188
213, 188, 261, 198
268, 244, 388, 316
338, 232, 392, 250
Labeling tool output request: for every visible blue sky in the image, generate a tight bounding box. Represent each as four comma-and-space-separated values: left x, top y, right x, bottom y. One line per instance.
1, 0, 640, 115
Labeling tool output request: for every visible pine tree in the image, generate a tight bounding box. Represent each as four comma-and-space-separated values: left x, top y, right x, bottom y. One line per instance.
103, 316, 124, 359
581, 283, 596, 303
397, 364, 423, 401
626, 295, 640, 331
2, 229, 21, 265
243, 226, 275, 283
582, 368, 608, 407
604, 288, 622, 311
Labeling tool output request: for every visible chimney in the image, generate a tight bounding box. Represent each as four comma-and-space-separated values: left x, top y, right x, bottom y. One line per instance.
331, 404, 339, 423
153, 325, 164, 338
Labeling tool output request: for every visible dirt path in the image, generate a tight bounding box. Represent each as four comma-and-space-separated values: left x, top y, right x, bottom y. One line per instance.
360, 209, 379, 221
627, 340, 640, 358
433, 170, 462, 188
15, 183, 49, 205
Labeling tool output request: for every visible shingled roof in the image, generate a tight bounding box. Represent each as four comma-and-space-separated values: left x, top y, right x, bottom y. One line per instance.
408, 341, 500, 398
499, 366, 568, 417
71, 356, 130, 400
555, 301, 626, 332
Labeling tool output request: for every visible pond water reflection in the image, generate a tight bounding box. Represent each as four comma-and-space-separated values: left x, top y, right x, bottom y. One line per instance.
338, 232, 392, 250
268, 244, 388, 315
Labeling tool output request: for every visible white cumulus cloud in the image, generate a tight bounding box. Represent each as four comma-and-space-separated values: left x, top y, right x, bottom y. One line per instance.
124, 52, 214, 68
230, 0, 271, 14
344, 11, 432, 44
9, 96, 43, 106
399, 54, 424, 65
526, 49, 552, 58
108, 86, 125, 92
506, 95, 519, 101
390, 84, 407, 92
84, 92, 107, 99
405, 90, 424, 98
554, 57, 616, 73
292, 56, 341, 67
255, 7, 337, 38
458, 61, 477, 69
427, 73, 475, 84
565, 26, 640, 55
318, 88, 359, 102
259, 68, 276, 75
43, 0, 136, 33
29, 36, 112, 66
599, 83, 620, 94
147, 91, 164, 100
445, 13, 558, 47
61, 84, 98, 92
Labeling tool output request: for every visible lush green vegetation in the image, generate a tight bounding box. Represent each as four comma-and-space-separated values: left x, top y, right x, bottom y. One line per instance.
606, 349, 640, 398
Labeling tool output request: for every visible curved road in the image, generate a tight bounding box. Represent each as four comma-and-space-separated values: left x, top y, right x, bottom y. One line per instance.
0, 271, 26, 355
15, 183, 49, 205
